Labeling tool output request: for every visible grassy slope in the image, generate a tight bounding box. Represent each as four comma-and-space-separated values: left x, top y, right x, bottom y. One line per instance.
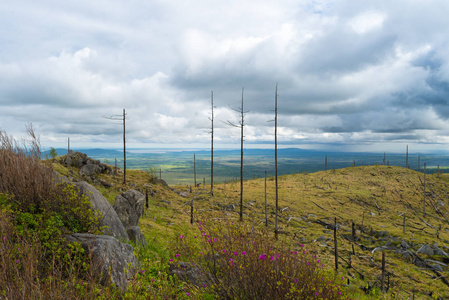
54, 160, 449, 299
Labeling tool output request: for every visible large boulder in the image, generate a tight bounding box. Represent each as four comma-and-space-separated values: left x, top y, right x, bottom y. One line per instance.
75, 181, 129, 241
80, 164, 102, 176
127, 226, 147, 246
65, 233, 138, 290
113, 189, 145, 228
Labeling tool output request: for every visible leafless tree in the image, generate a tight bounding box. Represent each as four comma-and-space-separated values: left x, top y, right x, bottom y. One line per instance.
103, 109, 127, 184
194, 154, 197, 187
406, 145, 409, 169
209, 92, 215, 196
225, 88, 248, 222
274, 84, 279, 239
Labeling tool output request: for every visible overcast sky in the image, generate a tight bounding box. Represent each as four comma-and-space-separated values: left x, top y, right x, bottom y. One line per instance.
1, 0, 449, 152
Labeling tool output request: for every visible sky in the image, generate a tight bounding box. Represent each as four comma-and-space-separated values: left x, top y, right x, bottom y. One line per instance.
1, 0, 449, 153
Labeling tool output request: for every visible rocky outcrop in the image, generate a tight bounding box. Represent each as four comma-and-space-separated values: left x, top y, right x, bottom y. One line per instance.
113, 189, 147, 245
417, 243, 449, 256
65, 233, 138, 290
75, 181, 129, 241
62, 151, 112, 176
113, 189, 145, 229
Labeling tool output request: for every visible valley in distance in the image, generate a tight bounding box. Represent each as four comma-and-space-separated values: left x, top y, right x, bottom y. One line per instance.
44, 147, 449, 185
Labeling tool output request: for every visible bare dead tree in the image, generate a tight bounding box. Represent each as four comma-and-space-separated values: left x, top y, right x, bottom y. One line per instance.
194, 154, 197, 187
265, 170, 268, 227
406, 145, 409, 169
274, 84, 279, 239
209, 91, 215, 196
424, 162, 426, 217
225, 88, 248, 222
103, 109, 127, 184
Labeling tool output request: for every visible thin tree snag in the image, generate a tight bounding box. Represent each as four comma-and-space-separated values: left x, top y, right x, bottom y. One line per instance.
210, 91, 214, 196
274, 84, 279, 240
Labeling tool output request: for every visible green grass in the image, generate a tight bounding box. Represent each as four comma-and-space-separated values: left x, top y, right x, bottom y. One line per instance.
7, 145, 449, 299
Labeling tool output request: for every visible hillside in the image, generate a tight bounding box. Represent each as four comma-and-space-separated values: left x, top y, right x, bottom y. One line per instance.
50, 155, 449, 299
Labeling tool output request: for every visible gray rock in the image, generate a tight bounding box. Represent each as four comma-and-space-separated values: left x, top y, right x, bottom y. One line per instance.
99, 179, 113, 188
63, 151, 112, 175
80, 164, 101, 176
52, 170, 71, 184
65, 233, 138, 290
222, 204, 235, 211
432, 243, 449, 256
431, 264, 443, 272
400, 240, 410, 249
113, 189, 145, 228
317, 235, 328, 242
417, 244, 434, 256
375, 231, 389, 238
127, 226, 147, 246
75, 181, 129, 241
170, 261, 206, 286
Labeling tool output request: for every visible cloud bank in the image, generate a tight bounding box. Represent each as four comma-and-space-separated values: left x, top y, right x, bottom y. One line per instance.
1, 0, 449, 152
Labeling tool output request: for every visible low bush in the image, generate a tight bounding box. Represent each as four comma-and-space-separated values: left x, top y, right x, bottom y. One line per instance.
0, 208, 113, 299
172, 221, 349, 299
0, 127, 99, 234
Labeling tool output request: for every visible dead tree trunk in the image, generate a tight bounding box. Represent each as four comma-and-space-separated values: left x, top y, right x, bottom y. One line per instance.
406, 145, 409, 169
102, 109, 127, 184
123, 108, 126, 184
239, 88, 244, 222
210, 91, 214, 196
226, 88, 247, 222
274, 84, 279, 240
265, 170, 268, 227
194, 154, 197, 187
424, 162, 426, 217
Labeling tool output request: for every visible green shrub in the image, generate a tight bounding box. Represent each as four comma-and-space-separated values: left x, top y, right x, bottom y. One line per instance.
172, 221, 349, 299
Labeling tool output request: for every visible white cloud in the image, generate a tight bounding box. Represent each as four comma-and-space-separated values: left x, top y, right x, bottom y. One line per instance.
1, 0, 449, 151
348, 12, 386, 34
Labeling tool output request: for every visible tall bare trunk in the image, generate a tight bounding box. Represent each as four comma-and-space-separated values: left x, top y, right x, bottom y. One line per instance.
274, 84, 279, 240
123, 108, 126, 184
210, 91, 214, 196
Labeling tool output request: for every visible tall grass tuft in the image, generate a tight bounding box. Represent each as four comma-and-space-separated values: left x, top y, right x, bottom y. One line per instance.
173, 220, 349, 299
0, 126, 98, 233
